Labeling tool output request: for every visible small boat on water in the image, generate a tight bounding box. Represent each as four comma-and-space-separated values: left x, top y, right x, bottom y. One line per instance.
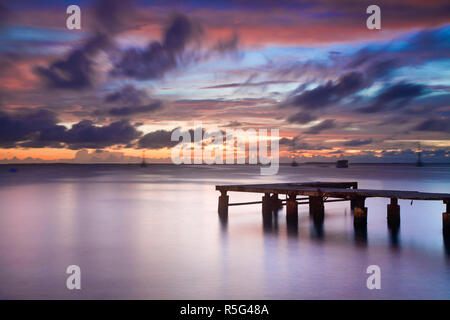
336, 160, 348, 168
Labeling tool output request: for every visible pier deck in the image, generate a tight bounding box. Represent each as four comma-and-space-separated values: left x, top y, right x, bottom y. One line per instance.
215, 182, 450, 229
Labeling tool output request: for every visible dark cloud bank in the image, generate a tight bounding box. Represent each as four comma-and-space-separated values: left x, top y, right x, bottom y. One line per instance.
95, 84, 163, 117
282, 26, 449, 135
111, 13, 203, 80
34, 1, 239, 90
0, 108, 191, 151
0, 109, 141, 149
34, 0, 131, 90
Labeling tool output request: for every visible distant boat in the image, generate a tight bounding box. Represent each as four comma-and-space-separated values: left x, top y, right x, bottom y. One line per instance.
336, 160, 348, 168
140, 150, 147, 168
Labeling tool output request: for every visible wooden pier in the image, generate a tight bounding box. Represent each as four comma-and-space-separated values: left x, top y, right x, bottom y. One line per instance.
215, 182, 450, 230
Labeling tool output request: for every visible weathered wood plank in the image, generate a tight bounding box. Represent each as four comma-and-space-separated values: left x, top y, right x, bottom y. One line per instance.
288, 181, 357, 189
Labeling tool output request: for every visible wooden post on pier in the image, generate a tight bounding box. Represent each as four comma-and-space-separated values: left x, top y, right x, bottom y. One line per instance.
271, 193, 283, 210
387, 198, 400, 227
350, 182, 358, 211
218, 190, 229, 216
286, 193, 298, 222
443, 200, 450, 231
353, 197, 367, 225
309, 196, 324, 220
350, 199, 356, 211
262, 193, 272, 216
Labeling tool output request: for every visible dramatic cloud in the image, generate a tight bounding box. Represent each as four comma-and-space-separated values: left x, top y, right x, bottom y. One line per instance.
60, 119, 141, 149
97, 84, 164, 116
0, 109, 142, 149
304, 119, 336, 134
279, 27, 449, 119
279, 135, 330, 150
359, 83, 426, 113
343, 138, 373, 147
282, 72, 366, 110
414, 118, 450, 133
364, 58, 400, 80
111, 13, 203, 80
104, 84, 148, 105
107, 102, 163, 117
137, 127, 209, 149
399, 27, 450, 60
138, 129, 179, 149
34, 34, 113, 90
33, 0, 135, 90
111, 11, 240, 80
0, 109, 58, 147
287, 111, 317, 124
346, 27, 450, 76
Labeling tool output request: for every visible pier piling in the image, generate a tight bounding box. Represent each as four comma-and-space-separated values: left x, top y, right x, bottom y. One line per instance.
443, 201, 450, 231
271, 193, 283, 210
350, 182, 359, 210
262, 193, 272, 216
387, 198, 400, 227
353, 197, 367, 225
286, 194, 298, 222
218, 190, 229, 217
309, 196, 324, 220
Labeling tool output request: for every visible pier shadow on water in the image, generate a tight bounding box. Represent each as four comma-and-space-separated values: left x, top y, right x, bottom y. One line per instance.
388, 220, 401, 249
260, 207, 301, 238
443, 230, 450, 256
309, 215, 324, 240
353, 223, 368, 247
262, 212, 276, 234
261, 209, 326, 239
286, 218, 299, 238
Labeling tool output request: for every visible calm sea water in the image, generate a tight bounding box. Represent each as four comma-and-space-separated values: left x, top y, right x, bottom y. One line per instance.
0, 163, 449, 299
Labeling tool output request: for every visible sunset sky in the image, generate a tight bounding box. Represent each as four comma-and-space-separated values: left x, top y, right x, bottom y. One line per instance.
0, 0, 449, 163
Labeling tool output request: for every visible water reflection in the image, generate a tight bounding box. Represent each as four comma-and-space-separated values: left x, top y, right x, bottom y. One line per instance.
272, 211, 280, 232
310, 215, 324, 239
286, 217, 299, 238
2, 164, 450, 299
262, 207, 282, 234
219, 212, 228, 230
354, 223, 368, 247
388, 221, 401, 249
443, 230, 450, 256
262, 212, 273, 233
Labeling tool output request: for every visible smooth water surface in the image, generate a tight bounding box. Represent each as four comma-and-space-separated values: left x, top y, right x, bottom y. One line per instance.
0, 164, 449, 299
